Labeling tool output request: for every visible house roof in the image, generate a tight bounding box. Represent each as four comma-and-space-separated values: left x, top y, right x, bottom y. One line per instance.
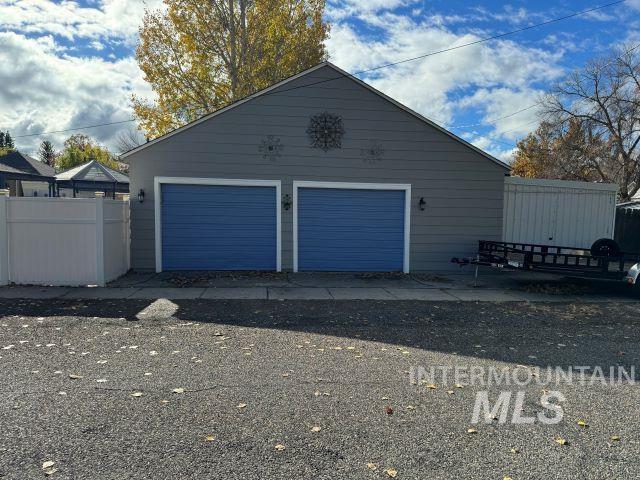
0, 150, 55, 177
121, 62, 510, 170
618, 200, 640, 210
56, 159, 129, 184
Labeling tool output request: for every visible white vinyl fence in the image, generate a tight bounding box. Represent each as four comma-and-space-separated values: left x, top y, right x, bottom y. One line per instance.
0, 190, 130, 286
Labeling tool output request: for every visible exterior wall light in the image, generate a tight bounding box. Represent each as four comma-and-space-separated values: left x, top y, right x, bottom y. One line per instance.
138, 188, 145, 203
419, 197, 426, 211
282, 194, 292, 210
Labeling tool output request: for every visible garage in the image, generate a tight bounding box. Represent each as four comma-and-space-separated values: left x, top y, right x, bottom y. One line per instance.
294, 182, 410, 272
156, 179, 281, 271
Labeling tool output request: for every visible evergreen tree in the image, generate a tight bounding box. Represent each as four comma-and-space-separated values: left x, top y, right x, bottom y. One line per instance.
3, 132, 14, 149
38, 140, 57, 167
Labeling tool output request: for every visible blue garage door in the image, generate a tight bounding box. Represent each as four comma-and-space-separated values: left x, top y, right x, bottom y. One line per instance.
297, 188, 405, 271
161, 184, 277, 270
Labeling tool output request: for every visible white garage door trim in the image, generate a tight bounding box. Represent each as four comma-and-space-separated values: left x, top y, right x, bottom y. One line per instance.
154, 176, 282, 273
292, 181, 411, 273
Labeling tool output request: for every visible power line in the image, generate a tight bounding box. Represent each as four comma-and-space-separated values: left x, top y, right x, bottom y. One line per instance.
13, 119, 135, 138
8, 0, 627, 139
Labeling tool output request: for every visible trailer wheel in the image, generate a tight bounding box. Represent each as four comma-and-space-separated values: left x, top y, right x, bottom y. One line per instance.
590, 238, 621, 257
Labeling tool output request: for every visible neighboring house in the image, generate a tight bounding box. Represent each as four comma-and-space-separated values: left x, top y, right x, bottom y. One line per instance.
55, 160, 130, 198
123, 62, 509, 273
0, 151, 56, 196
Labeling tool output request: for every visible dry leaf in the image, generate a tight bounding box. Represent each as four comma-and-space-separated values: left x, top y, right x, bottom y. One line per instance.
311, 426, 321, 432
131, 392, 143, 397
446, 390, 454, 395
68, 374, 83, 379
426, 384, 437, 389
275, 444, 286, 451
366, 462, 378, 470
455, 384, 463, 389
467, 428, 478, 434
610, 435, 621, 441
172, 388, 185, 394
504, 477, 513, 480
385, 468, 398, 477
555, 438, 568, 445
42, 461, 55, 469
237, 403, 247, 409
510, 448, 520, 454
43, 468, 57, 476
385, 406, 394, 415
577, 420, 588, 428
204, 436, 215, 442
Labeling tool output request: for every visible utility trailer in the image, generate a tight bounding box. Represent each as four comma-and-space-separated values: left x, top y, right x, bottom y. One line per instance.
452, 240, 640, 286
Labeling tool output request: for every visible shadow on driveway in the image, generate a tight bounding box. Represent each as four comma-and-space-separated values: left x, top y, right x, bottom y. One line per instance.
1, 298, 638, 376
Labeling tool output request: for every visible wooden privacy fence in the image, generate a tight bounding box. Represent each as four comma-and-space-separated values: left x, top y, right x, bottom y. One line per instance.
615, 207, 640, 254
0, 190, 130, 286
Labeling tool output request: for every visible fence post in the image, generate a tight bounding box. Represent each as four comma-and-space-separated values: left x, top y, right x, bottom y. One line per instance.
0, 189, 8, 286
95, 192, 105, 287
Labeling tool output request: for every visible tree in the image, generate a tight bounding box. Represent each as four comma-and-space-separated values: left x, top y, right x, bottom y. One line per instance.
132, 0, 329, 138
38, 140, 57, 167
115, 128, 145, 156
0, 131, 15, 154
56, 134, 120, 172
531, 45, 640, 201
511, 120, 608, 181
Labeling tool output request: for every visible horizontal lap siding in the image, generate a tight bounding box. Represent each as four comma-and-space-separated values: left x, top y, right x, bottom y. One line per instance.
129, 66, 505, 272
161, 184, 277, 270
298, 188, 405, 271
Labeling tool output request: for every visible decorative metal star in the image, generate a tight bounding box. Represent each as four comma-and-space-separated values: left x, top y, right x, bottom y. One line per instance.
259, 135, 284, 161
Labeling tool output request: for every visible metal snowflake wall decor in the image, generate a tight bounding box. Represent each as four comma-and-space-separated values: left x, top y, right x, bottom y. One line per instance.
306, 111, 345, 152
259, 135, 284, 161
360, 140, 385, 163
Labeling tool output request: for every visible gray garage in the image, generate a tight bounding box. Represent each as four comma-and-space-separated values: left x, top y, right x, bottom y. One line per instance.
123, 62, 509, 273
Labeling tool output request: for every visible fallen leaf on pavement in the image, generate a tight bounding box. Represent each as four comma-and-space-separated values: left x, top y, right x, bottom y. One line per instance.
555, 438, 568, 445
237, 403, 247, 409
275, 444, 286, 451
385, 468, 398, 477
204, 436, 215, 442
131, 392, 143, 397
610, 435, 621, 441
172, 388, 185, 394
42, 461, 55, 469
385, 406, 394, 415
68, 374, 83, 379
426, 384, 437, 389
467, 428, 478, 434
510, 448, 520, 454
577, 420, 588, 428
366, 462, 378, 470
311, 426, 321, 432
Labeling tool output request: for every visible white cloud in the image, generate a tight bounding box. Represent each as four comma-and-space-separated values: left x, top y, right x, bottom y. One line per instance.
0, 31, 152, 154
0, 0, 163, 43
327, 14, 564, 132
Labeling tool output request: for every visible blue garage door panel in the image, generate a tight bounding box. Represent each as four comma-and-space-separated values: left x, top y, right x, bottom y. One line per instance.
298, 188, 405, 271
161, 184, 277, 270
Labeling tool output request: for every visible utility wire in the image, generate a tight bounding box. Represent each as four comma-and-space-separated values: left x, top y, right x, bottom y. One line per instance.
8, 0, 627, 139
13, 119, 135, 138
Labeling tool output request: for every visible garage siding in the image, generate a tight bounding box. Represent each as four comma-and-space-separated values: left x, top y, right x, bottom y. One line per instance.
128, 64, 507, 272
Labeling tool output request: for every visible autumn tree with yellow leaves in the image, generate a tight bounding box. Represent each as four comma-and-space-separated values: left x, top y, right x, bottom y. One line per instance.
132, 0, 329, 138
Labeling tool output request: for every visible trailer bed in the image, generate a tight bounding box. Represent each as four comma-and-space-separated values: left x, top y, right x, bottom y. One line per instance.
457, 241, 640, 280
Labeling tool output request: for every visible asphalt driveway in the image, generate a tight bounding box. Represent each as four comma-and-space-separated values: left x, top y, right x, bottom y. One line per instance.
1, 299, 639, 479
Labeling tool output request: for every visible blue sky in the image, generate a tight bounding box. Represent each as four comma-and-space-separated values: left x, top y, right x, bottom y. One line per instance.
1, 0, 639, 160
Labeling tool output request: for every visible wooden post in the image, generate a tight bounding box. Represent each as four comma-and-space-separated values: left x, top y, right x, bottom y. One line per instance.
95, 192, 105, 286
0, 189, 9, 285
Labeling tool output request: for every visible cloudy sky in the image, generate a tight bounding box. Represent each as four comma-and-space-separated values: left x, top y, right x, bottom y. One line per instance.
1, 0, 639, 161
